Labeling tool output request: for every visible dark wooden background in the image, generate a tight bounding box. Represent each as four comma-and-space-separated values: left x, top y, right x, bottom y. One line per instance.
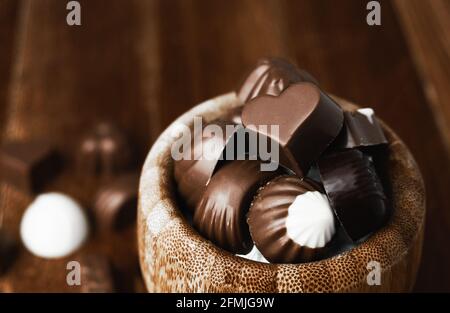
1, 0, 449, 292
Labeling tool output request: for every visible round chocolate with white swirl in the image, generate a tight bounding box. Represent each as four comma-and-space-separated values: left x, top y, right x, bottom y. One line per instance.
248, 175, 336, 263
193, 160, 283, 254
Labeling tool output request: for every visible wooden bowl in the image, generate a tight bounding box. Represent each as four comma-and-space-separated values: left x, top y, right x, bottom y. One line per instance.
138, 92, 425, 292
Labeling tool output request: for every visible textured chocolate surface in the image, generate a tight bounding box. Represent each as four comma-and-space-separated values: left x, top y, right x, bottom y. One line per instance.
242, 83, 344, 177
193, 160, 283, 254
174, 120, 238, 212
79, 254, 114, 292
77, 122, 132, 177
248, 175, 330, 263
318, 149, 388, 241
94, 172, 139, 232
238, 57, 317, 103
341, 109, 388, 149
0, 139, 61, 193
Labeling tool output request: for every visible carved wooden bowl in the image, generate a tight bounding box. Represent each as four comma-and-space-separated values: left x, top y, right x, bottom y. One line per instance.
138, 92, 425, 292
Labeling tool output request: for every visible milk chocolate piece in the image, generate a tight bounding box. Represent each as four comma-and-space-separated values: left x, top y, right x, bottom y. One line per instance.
318, 149, 388, 241
242, 83, 344, 177
0, 140, 61, 193
94, 172, 139, 232
238, 57, 318, 103
80, 254, 114, 292
174, 120, 238, 212
0, 230, 17, 275
342, 108, 387, 148
248, 176, 335, 263
193, 160, 283, 254
77, 122, 132, 177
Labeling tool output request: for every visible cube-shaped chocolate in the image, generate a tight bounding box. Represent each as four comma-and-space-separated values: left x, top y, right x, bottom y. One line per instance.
0, 140, 61, 193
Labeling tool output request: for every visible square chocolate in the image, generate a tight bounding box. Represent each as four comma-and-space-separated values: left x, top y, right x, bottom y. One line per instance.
0, 139, 62, 193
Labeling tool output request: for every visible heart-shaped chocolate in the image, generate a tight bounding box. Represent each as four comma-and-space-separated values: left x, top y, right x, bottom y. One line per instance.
241, 83, 344, 177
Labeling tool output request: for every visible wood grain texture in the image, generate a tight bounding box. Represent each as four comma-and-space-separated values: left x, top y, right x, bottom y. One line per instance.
0, 0, 20, 139
394, 0, 450, 152
0, 0, 160, 292
281, 0, 450, 292
156, 0, 293, 128
1, 0, 449, 292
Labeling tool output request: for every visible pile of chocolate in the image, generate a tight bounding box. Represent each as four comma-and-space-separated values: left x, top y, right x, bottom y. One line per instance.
174, 58, 390, 264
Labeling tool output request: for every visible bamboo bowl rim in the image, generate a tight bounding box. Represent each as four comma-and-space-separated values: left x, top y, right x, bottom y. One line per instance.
138, 92, 426, 292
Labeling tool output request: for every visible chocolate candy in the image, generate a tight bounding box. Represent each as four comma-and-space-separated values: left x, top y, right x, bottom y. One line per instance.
193, 160, 283, 254
79, 254, 114, 292
0, 139, 61, 193
0, 229, 17, 274
341, 108, 387, 149
242, 83, 344, 177
238, 57, 318, 103
318, 149, 388, 241
174, 120, 238, 212
77, 122, 132, 177
248, 176, 335, 263
94, 172, 139, 232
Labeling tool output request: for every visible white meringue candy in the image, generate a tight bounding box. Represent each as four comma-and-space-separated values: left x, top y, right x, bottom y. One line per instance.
237, 245, 269, 263
285, 191, 335, 248
20, 192, 89, 259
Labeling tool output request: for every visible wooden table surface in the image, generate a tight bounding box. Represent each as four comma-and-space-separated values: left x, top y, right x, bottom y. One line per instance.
1, 0, 449, 292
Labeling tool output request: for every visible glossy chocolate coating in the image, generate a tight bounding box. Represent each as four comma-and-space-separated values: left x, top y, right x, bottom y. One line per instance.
318, 149, 388, 241
341, 109, 387, 149
77, 122, 132, 177
193, 160, 283, 254
248, 176, 328, 263
0, 139, 61, 194
238, 57, 318, 103
174, 120, 238, 212
94, 172, 139, 232
242, 83, 344, 177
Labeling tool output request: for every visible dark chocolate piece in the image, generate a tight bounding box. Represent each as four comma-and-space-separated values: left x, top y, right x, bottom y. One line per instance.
174, 120, 238, 212
94, 172, 139, 232
342, 108, 387, 148
193, 160, 283, 254
0, 139, 61, 193
238, 57, 317, 103
0, 229, 17, 275
318, 149, 388, 241
77, 122, 132, 177
79, 254, 114, 292
242, 83, 344, 177
248, 176, 334, 263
